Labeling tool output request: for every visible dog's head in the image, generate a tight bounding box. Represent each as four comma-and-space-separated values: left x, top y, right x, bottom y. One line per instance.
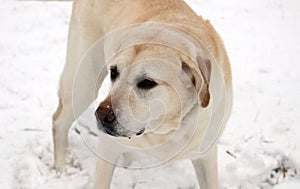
95, 44, 211, 138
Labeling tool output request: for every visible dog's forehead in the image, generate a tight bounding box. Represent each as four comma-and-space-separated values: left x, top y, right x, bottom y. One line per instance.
136, 47, 182, 79
108, 45, 182, 79
136, 59, 179, 75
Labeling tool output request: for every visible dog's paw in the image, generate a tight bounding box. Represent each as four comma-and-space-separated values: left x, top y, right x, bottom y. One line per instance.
53, 162, 67, 173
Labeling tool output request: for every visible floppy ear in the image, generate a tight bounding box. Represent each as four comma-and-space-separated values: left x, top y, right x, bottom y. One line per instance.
182, 57, 211, 108
197, 57, 211, 107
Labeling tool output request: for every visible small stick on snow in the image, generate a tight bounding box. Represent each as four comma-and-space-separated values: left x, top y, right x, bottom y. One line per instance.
226, 150, 237, 159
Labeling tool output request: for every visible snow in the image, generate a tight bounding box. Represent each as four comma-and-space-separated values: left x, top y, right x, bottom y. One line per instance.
0, 0, 299, 188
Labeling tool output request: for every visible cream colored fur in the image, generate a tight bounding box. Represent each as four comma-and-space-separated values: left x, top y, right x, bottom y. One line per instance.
52, 0, 233, 189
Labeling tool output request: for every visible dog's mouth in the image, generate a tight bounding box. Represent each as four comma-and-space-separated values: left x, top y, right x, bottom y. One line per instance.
136, 128, 145, 136
97, 121, 145, 138
104, 128, 145, 138
102, 126, 122, 137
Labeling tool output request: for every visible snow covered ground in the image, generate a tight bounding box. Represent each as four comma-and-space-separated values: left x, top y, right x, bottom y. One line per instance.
0, 0, 300, 188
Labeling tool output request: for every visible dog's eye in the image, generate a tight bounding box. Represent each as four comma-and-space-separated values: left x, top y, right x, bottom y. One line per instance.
110, 66, 119, 81
137, 78, 157, 89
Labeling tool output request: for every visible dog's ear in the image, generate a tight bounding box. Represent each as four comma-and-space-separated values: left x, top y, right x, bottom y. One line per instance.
198, 57, 211, 107
182, 56, 211, 108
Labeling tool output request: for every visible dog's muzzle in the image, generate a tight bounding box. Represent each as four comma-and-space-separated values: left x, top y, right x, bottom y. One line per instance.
95, 101, 145, 137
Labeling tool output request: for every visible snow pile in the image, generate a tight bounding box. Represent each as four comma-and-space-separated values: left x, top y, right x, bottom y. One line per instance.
0, 0, 299, 188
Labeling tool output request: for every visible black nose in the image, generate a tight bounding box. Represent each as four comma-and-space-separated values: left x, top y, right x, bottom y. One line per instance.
95, 101, 116, 126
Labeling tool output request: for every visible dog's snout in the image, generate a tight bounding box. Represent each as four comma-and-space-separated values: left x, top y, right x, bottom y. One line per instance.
95, 101, 116, 125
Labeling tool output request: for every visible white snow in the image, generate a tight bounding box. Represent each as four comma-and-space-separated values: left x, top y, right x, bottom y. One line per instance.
0, 0, 299, 188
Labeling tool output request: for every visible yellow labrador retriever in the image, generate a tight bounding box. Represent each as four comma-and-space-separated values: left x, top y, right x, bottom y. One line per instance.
52, 0, 233, 189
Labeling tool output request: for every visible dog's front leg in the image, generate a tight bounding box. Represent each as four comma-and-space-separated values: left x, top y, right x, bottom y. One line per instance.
192, 144, 218, 189
52, 5, 105, 170
93, 138, 123, 189
94, 157, 117, 189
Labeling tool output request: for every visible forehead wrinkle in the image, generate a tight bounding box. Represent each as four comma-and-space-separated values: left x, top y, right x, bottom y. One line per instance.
107, 46, 137, 69
134, 45, 180, 64
134, 61, 181, 83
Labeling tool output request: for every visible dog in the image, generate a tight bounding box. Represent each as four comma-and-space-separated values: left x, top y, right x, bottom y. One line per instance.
52, 0, 233, 189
